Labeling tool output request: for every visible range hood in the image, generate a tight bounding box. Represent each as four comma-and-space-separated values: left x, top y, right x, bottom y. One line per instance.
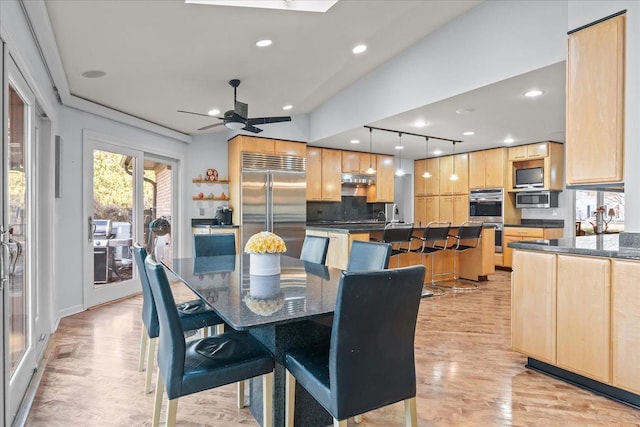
341, 173, 376, 186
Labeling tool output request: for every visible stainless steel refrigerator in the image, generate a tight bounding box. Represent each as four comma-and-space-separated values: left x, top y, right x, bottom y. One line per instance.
240, 153, 306, 258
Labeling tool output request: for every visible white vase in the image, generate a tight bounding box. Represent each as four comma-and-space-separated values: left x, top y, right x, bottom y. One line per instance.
249, 253, 281, 276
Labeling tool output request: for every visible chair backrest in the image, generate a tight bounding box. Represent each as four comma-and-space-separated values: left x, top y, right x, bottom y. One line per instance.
133, 243, 159, 338
328, 265, 426, 419
381, 224, 414, 244
145, 254, 187, 399
193, 233, 236, 257
346, 240, 392, 271
422, 221, 451, 246
300, 235, 330, 264
457, 221, 483, 240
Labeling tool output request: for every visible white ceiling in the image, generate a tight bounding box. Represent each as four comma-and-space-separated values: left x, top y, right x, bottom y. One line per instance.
44, 0, 565, 160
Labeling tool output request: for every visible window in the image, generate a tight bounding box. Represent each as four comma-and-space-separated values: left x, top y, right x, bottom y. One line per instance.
575, 190, 624, 235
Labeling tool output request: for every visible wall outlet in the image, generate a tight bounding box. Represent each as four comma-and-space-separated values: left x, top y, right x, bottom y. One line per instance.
199, 208, 205, 216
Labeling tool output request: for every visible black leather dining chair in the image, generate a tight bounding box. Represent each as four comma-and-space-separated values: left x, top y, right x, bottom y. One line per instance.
411, 221, 451, 297
145, 254, 275, 427
444, 221, 484, 290
133, 244, 225, 394
284, 265, 426, 426
346, 240, 392, 271
193, 233, 236, 257
300, 235, 330, 264
379, 223, 414, 267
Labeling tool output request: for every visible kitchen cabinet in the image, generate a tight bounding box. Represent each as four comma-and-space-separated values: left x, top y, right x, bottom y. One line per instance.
507, 142, 563, 191
230, 135, 306, 157
439, 154, 468, 195
507, 142, 548, 161
342, 151, 374, 174
414, 158, 440, 196
611, 260, 640, 395
502, 226, 563, 268
367, 154, 394, 203
511, 250, 557, 364
439, 194, 468, 225
566, 13, 625, 186
557, 255, 610, 383
306, 147, 341, 201
414, 195, 440, 228
469, 148, 506, 189
305, 229, 369, 270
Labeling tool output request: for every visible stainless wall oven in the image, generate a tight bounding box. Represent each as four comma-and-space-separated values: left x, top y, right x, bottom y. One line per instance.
469, 188, 503, 252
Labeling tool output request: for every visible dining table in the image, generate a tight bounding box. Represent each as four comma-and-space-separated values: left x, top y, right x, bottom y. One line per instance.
163, 254, 343, 427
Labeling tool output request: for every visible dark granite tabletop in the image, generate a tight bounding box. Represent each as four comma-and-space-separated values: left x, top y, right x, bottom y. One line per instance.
164, 255, 342, 330
508, 233, 640, 260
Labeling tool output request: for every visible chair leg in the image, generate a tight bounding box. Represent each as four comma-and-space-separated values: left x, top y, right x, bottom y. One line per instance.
333, 419, 347, 427
152, 371, 164, 427
404, 397, 417, 427
145, 337, 157, 394
263, 372, 274, 427
237, 380, 245, 409
139, 326, 148, 372
354, 414, 362, 423
203, 326, 210, 338
166, 398, 178, 427
285, 370, 296, 427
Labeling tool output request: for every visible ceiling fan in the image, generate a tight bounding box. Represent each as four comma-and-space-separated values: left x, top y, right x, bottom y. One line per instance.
178, 79, 292, 133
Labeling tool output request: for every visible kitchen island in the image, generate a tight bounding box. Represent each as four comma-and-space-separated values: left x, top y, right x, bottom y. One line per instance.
306, 222, 495, 281
509, 233, 640, 408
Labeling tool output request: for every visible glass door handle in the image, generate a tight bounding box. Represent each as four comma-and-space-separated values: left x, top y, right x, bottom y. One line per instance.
0, 227, 9, 291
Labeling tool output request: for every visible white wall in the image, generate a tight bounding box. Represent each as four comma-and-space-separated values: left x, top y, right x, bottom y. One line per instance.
568, 1, 640, 233
310, 0, 567, 142
521, 190, 575, 238
56, 106, 188, 317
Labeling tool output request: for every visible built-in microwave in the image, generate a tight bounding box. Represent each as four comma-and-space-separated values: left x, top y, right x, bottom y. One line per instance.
515, 190, 559, 209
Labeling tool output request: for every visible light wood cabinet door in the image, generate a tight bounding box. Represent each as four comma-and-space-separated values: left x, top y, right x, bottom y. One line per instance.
321, 149, 342, 201
452, 153, 469, 194
374, 155, 395, 202
526, 142, 548, 159
566, 13, 625, 185
502, 235, 521, 268
274, 140, 306, 157
326, 232, 349, 270
414, 160, 426, 196
453, 194, 469, 225
306, 147, 323, 201
425, 196, 440, 224
414, 196, 427, 228
511, 250, 557, 364
425, 158, 440, 195
239, 136, 275, 154
468, 151, 486, 190
611, 260, 640, 394
358, 152, 373, 173
439, 196, 454, 224
342, 150, 360, 173
439, 156, 454, 195
485, 148, 506, 188
508, 145, 528, 161
557, 255, 610, 383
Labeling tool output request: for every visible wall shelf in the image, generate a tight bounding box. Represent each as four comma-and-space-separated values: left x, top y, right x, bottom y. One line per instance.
192, 179, 229, 184
192, 196, 229, 201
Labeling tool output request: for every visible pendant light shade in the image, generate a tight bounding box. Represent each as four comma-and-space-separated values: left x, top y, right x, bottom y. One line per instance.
422, 137, 432, 178
449, 140, 459, 181
366, 128, 376, 174
395, 133, 405, 176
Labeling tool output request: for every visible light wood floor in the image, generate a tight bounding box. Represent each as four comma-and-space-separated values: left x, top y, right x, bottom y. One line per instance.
26, 271, 640, 426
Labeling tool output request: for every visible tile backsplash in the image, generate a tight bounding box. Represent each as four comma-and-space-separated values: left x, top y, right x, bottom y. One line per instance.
307, 196, 385, 222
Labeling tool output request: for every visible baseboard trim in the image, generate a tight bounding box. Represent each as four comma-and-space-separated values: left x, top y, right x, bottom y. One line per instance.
57, 304, 84, 320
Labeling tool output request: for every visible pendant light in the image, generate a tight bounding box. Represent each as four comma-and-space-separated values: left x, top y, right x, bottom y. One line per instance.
422, 137, 432, 178
366, 128, 376, 174
395, 133, 406, 176
449, 140, 459, 181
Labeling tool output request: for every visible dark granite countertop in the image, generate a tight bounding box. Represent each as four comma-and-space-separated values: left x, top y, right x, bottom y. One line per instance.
508, 233, 640, 260
306, 223, 496, 234
192, 224, 239, 229
504, 219, 564, 229
191, 218, 239, 228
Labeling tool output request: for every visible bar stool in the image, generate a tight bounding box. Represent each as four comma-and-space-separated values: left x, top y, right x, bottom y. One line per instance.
379, 223, 414, 267
411, 221, 451, 297
443, 221, 483, 291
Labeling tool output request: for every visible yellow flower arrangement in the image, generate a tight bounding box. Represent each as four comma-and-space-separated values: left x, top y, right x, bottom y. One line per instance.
244, 231, 287, 254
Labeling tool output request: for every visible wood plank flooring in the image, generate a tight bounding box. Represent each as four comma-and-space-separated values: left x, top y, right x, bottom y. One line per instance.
26, 272, 640, 426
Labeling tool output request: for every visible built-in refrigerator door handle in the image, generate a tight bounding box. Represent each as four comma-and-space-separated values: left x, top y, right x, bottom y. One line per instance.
0, 226, 10, 292
267, 173, 274, 232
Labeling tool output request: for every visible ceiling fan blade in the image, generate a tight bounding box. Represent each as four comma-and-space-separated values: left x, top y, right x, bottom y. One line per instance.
246, 116, 292, 126
198, 122, 225, 131
177, 109, 212, 118
242, 125, 263, 133
234, 101, 248, 119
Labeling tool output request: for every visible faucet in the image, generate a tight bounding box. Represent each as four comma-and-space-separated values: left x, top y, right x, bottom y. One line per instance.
377, 210, 386, 222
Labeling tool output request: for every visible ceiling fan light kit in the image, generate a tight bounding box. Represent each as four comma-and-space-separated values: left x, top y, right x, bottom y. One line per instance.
178, 79, 292, 133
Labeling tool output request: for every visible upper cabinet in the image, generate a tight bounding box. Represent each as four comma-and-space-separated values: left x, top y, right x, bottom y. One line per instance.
414, 158, 440, 196
342, 151, 373, 174
508, 143, 548, 161
439, 153, 468, 195
367, 155, 394, 203
230, 135, 306, 157
507, 142, 564, 191
469, 148, 506, 189
306, 147, 341, 202
566, 13, 625, 186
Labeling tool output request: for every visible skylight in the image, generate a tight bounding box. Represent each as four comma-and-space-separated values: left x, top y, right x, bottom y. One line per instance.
185, 0, 339, 13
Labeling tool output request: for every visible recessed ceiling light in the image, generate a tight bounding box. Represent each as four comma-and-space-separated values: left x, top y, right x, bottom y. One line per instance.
463, 131, 475, 136
504, 137, 515, 144
433, 149, 443, 155
256, 39, 272, 47
352, 44, 367, 54
394, 145, 404, 150
81, 70, 106, 78
350, 139, 360, 144
282, 105, 293, 111
413, 120, 427, 128
456, 108, 475, 115
524, 89, 544, 97
207, 109, 220, 116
